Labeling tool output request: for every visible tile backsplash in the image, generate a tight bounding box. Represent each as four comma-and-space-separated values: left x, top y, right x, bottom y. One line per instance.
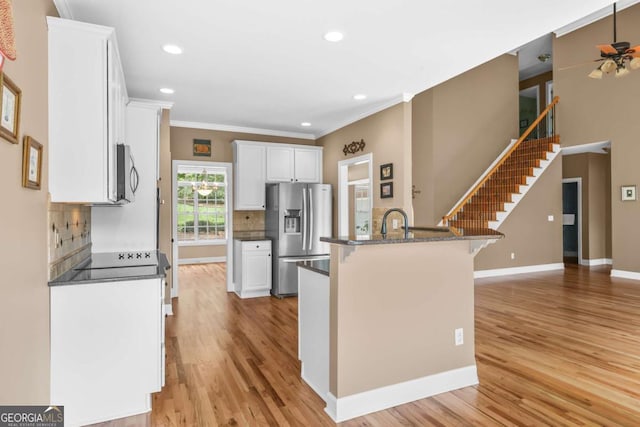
48, 203, 91, 280
233, 210, 265, 232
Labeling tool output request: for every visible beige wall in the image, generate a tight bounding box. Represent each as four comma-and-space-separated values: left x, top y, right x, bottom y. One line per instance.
171, 125, 313, 232
554, 4, 640, 272
0, 0, 57, 404
178, 245, 226, 260
562, 153, 612, 260
329, 240, 476, 397
317, 102, 413, 236
412, 54, 520, 224
475, 157, 563, 270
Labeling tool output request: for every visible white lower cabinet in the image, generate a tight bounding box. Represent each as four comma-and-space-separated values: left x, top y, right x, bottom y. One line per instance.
234, 240, 272, 298
50, 278, 164, 426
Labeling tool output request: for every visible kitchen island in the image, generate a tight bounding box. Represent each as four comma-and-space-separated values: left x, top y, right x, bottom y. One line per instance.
298, 227, 502, 422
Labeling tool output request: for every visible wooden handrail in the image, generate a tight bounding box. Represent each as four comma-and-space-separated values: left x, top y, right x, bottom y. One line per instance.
443, 95, 559, 225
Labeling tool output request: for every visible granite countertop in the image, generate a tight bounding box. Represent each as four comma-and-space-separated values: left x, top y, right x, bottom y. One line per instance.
233, 230, 269, 241
49, 251, 171, 287
321, 226, 504, 246
297, 259, 330, 276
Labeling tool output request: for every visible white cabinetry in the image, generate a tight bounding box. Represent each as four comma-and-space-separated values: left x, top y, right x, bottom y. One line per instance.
266, 146, 322, 183
234, 140, 323, 209
48, 17, 129, 203
233, 240, 272, 298
233, 141, 266, 210
92, 102, 160, 251
50, 278, 163, 426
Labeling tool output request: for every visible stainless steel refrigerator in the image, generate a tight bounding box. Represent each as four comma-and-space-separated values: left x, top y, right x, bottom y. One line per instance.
266, 183, 332, 297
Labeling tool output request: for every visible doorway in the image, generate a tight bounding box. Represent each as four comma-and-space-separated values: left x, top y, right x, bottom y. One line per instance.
519, 86, 539, 137
172, 160, 234, 298
338, 153, 373, 237
562, 178, 582, 265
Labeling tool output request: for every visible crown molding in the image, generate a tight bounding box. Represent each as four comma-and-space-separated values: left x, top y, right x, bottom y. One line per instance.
316, 94, 408, 139
554, 0, 640, 38
128, 98, 174, 110
169, 121, 316, 140
53, 0, 73, 19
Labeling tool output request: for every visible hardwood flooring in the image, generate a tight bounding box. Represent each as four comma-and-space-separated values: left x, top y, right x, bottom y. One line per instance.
100, 263, 640, 426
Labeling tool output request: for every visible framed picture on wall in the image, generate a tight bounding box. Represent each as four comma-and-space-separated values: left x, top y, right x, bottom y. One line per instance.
193, 139, 211, 157
380, 163, 393, 180
0, 73, 22, 144
380, 182, 393, 199
621, 185, 636, 201
22, 136, 43, 190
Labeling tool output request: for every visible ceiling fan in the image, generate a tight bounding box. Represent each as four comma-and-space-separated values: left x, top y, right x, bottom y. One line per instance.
589, 2, 640, 78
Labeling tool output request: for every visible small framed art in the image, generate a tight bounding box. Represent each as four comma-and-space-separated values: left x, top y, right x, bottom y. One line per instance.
22, 136, 43, 190
380, 163, 393, 181
380, 182, 393, 199
621, 185, 636, 201
0, 73, 22, 144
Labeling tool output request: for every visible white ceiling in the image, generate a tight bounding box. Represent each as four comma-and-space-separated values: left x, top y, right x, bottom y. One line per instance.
54, 0, 625, 139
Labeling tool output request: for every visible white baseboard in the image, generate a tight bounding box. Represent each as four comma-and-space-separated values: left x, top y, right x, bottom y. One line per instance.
474, 263, 564, 279
234, 289, 271, 299
611, 269, 640, 281
164, 303, 173, 316
324, 365, 478, 423
580, 258, 612, 267
178, 256, 226, 265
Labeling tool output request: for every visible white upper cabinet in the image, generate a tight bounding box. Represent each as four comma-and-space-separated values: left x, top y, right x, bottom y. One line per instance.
265, 145, 322, 183
234, 141, 323, 209
48, 17, 129, 203
266, 146, 294, 182
293, 147, 322, 183
233, 142, 266, 210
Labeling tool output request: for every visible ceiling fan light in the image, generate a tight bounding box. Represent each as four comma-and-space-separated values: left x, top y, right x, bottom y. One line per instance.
615, 66, 630, 78
588, 68, 603, 79
601, 59, 617, 73
630, 57, 640, 70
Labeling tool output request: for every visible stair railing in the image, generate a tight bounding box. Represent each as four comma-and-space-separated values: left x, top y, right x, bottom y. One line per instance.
442, 95, 559, 227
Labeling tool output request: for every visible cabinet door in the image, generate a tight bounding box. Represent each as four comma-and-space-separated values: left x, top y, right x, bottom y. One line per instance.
294, 148, 322, 183
266, 146, 295, 182
235, 144, 266, 210
242, 243, 272, 292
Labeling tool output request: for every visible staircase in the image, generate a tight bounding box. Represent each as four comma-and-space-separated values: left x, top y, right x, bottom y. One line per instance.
442, 96, 560, 230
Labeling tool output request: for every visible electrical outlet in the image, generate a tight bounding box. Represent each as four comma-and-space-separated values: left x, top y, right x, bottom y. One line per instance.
548, 215, 554, 222
392, 219, 399, 229
511, 252, 515, 260
455, 328, 464, 346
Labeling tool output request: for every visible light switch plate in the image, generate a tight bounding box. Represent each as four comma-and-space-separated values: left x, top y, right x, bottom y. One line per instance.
548, 215, 554, 222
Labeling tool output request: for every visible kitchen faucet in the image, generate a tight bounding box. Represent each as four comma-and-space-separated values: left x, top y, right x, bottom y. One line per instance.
380, 208, 409, 239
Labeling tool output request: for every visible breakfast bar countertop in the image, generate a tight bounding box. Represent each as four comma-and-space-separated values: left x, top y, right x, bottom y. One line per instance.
321, 226, 504, 246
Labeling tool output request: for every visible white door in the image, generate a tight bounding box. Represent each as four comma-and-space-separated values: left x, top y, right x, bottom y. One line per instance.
266, 146, 294, 182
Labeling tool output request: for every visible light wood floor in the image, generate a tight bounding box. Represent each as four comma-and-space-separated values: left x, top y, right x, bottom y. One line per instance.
96, 263, 640, 426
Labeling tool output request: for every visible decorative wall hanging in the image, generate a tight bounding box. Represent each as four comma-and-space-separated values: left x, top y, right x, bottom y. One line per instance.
0, 73, 21, 144
0, 0, 17, 71
22, 136, 43, 190
621, 185, 636, 201
380, 182, 393, 199
343, 138, 365, 156
380, 163, 393, 180
193, 138, 211, 157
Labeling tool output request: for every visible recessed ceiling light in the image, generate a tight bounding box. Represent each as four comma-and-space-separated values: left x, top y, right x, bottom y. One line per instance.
162, 44, 183, 55
160, 88, 174, 94
323, 31, 344, 42
353, 94, 367, 100
301, 122, 312, 127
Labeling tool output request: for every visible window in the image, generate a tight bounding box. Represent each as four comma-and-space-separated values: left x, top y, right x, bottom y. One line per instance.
176, 166, 227, 243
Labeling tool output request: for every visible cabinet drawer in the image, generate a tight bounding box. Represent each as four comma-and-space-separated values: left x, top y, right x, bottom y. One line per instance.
242, 241, 271, 251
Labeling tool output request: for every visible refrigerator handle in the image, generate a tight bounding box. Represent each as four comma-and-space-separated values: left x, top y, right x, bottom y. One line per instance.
302, 186, 307, 251
308, 187, 314, 250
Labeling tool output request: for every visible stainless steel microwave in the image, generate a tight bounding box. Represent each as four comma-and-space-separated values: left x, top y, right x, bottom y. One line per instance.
116, 144, 138, 203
